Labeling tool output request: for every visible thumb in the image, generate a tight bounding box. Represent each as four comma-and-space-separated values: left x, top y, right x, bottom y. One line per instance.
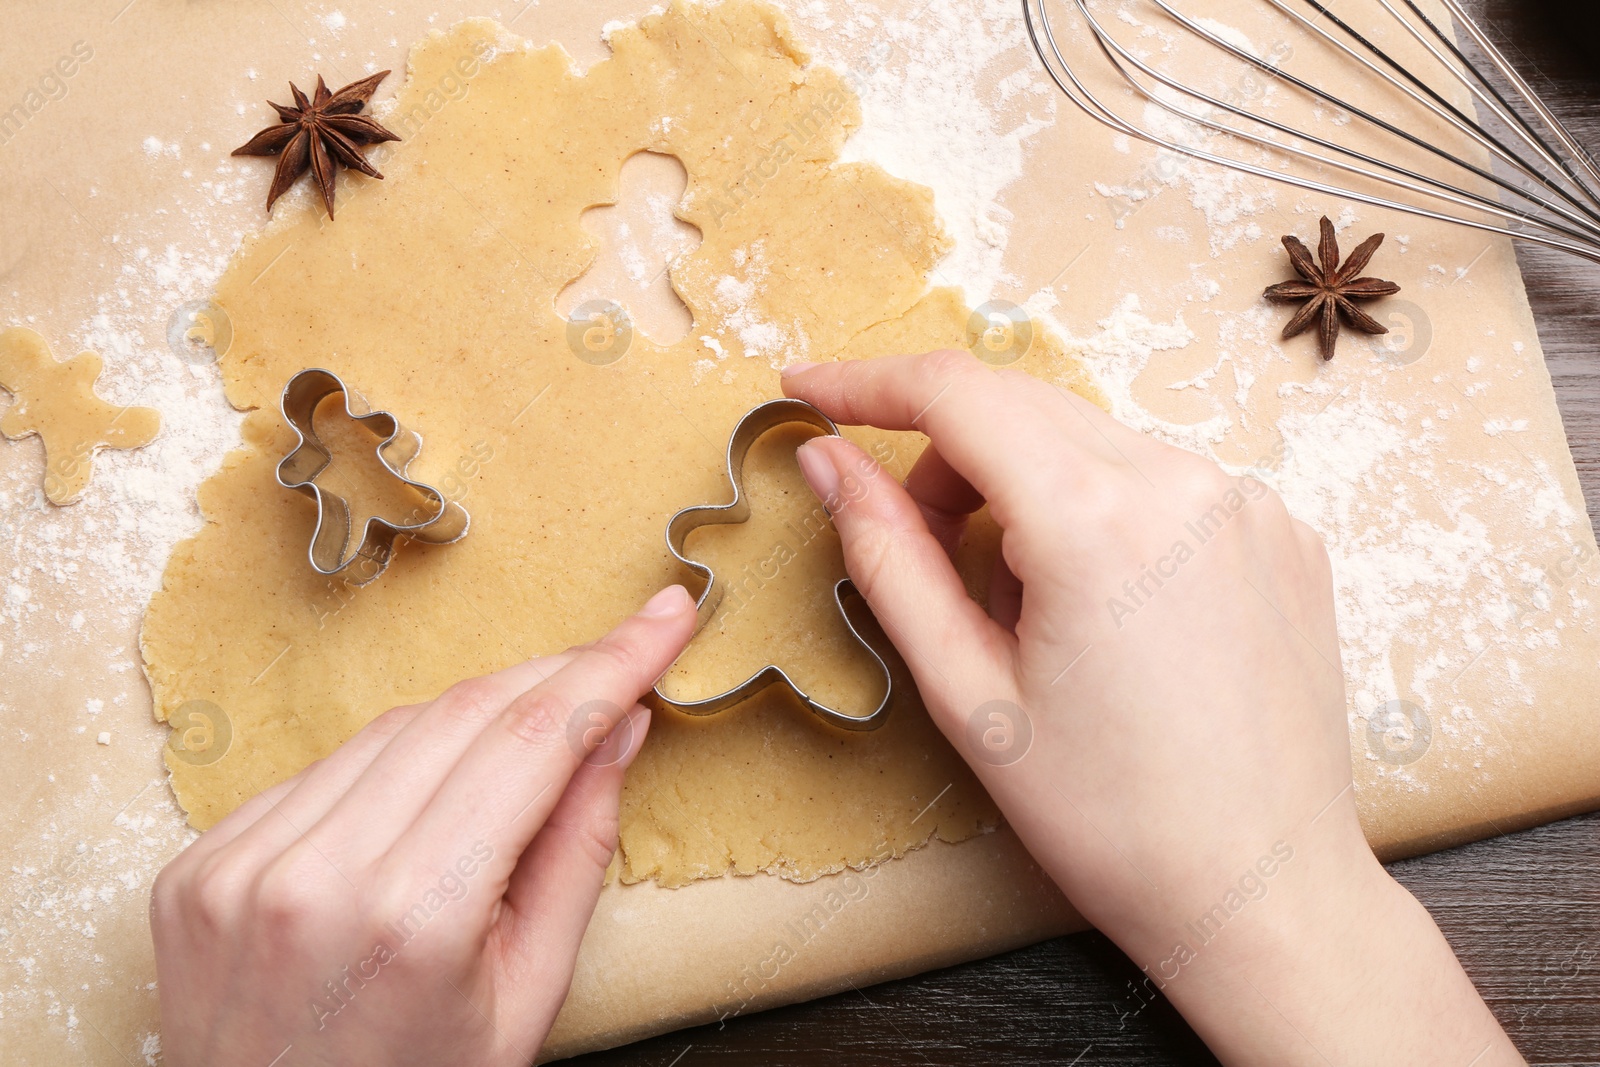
493, 703, 651, 1046
796, 435, 1015, 723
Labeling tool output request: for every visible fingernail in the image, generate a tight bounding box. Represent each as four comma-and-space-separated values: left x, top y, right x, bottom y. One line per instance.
639, 584, 691, 618
796, 439, 842, 505
619, 706, 651, 768
587, 705, 650, 768
780, 361, 820, 378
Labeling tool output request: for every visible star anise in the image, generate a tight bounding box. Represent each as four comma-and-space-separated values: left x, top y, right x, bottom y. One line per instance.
233, 71, 400, 219
1263, 216, 1401, 361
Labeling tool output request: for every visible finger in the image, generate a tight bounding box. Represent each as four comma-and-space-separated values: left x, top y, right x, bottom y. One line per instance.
298, 651, 582, 859
795, 435, 1016, 719
782, 351, 1117, 526
179, 697, 434, 865
222, 653, 582, 868
903, 444, 985, 557
174, 766, 309, 867
387, 586, 695, 887
1291, 518, 1328, 565
492, 705, 651, 1042
989, 551, 1023, 633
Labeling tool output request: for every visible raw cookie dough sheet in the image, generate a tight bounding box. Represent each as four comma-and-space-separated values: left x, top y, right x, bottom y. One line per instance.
3, 1, 1600, 1064
137, 9, 1111, 888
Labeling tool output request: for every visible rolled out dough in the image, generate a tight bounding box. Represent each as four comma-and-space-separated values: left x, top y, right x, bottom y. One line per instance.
140, 2, 1105, 886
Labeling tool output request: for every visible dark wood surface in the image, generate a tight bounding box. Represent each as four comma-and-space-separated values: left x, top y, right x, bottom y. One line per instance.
571, 4, 1600, 1063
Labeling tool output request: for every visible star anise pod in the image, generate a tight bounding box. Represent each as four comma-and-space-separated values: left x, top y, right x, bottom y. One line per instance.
1264, 216, 1401, 361
233, 71, 401, 219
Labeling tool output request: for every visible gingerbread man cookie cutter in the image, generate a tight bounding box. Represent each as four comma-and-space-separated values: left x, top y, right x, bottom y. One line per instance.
277, 368, 469, 585
652, 398, 893, 731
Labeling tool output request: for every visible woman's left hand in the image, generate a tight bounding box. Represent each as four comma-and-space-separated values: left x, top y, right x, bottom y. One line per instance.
151, 584, 697, 1067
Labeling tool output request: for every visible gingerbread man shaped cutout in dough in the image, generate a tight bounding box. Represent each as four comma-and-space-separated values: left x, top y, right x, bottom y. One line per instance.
0, 327, 160, 505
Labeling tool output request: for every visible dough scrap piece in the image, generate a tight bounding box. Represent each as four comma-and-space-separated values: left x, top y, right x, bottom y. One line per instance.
140, 4, 1104, 886
0, 327, 160, 505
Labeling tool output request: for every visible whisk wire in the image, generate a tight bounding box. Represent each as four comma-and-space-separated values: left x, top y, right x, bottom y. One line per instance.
1279, 0, 1600, 229
1023, 0, 1600, 264
1094, 29, 1517, 231
1024, 0, 1515, 242
1138, 0, 1600, 240
1372, 0, 1600, 216
1425, 0, 1600, 195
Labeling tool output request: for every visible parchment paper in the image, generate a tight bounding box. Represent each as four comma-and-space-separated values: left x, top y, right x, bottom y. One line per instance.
2, 1, 1597, 1062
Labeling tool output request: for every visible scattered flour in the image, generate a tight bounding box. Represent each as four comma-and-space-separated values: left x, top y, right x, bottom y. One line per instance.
269, 11, 1600, 808
1073, 295, 1230, 457
1071, 284, 1580, 794
2, 65, 255, 1055
790, 0, 1059, 306
0, 1, 1589, 1054
704, 241, 806, 365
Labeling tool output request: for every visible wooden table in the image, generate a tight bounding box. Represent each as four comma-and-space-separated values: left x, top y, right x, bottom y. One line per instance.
573, 3, 1600, 1062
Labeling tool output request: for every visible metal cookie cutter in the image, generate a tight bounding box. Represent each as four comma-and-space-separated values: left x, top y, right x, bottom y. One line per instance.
652, 398, 893, 731
277, 368, 469, 585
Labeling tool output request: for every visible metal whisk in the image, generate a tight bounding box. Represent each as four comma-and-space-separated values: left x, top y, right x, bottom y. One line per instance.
1023, 0, 1600, 264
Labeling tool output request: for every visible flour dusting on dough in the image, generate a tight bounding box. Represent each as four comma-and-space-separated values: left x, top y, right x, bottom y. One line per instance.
791, 0, 1057, 305
709, 247, 794, 364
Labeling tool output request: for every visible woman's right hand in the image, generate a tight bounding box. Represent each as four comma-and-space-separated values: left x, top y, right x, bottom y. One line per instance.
783, 351, 1520, 1067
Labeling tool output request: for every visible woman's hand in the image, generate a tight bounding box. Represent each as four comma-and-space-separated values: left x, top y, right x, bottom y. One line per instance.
784, 352, 1521, 1066
151, 584, 696, 1067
